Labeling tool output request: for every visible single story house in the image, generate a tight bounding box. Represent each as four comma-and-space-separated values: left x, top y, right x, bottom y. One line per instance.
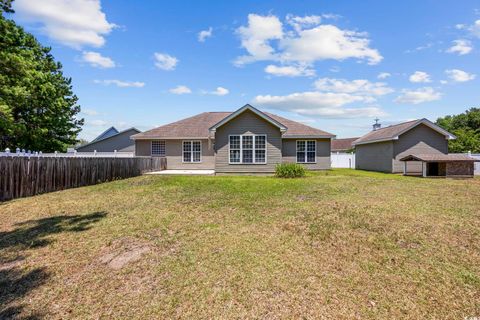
352, 118, 478, 177
331, 137, 358, 153
77, 127, 140, 152
131, 104, 335, 174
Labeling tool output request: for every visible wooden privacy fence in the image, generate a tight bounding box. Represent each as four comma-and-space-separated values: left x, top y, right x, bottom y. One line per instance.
0, 156, 166, 201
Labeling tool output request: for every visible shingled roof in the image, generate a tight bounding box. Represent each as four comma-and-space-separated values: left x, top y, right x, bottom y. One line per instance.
331, 137, 359, 152
132, 107, 334, 139
399, 154, 479, 162
352, 118, 455, 146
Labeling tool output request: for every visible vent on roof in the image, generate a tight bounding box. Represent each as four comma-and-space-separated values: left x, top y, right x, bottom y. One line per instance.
372, 118, 381, 131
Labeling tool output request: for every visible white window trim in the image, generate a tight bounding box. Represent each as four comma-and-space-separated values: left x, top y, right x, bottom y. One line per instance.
151, 140, 166, 157
296, 140, 317, 164
182, 140, 202, 163
228, 134, 267, 165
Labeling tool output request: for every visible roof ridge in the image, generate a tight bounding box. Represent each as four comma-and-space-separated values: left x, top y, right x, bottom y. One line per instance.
373, 119, 419, 132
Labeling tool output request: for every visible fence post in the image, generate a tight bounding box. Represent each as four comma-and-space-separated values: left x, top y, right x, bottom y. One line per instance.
5, 148, 10, 155
114, 150, 117, 158
94, 150, 97, 157
55, 151, 58, 158
74, 150, 77, 157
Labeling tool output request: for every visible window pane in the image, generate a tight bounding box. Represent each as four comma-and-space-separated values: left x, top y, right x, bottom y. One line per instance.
255, 150, 266, 163
307, 151, 316, 163
192, 141, 201, 152
243, 150, 253, 163
151, 140, 165, 156
183, 152, 191, 162
255, 136, 266, 149
229, 136, 240, 149
183, 141, 191, 152
243, 136, 253, 149
192, 151, 201, 162
297, 152, 305, 163
230, 150, 240, 163
297, 141, 305, 152
307, 141, 316, 152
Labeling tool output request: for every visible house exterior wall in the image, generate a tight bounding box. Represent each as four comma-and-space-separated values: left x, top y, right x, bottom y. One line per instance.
392, 124, 448, 173
135, 139, 215, 169
355, 141, 394, 173
214, 109, 282, 173
282, 138, 331, 170
77, 129, 138, 152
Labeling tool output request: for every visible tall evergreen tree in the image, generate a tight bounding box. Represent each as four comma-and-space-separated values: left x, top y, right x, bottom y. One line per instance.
0, 1, 84, 152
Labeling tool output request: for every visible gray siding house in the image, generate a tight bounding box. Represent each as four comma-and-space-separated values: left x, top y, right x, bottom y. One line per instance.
132, 104, 335, 173
353, 119, 468, 175
77, 127, 140, 152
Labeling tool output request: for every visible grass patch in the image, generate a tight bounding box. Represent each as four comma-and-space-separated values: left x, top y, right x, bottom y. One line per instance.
1, 169, 479, 319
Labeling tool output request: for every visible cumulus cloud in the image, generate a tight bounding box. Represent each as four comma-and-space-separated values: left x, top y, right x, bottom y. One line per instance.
90, 119, 108, 126
264, 64, 315, 77
93, 79, 145, 88
446, 39, 473, 55
209, 87, 229, 96
253, 91, 385, 118
169, 85, 192, 94
235, 13, 382, 70
198, 27, 213, 42
445, 69, 476, 82
154, 53, 178, 70
409, 71, 432, 83
13, 0, 115, 48
314, 78, 394, 96
81, 51, 115, 68
377, 72, 391, 79
395, 87, 442, 104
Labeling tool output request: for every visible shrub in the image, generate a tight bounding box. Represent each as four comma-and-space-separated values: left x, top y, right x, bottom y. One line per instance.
275, 163, 306, 178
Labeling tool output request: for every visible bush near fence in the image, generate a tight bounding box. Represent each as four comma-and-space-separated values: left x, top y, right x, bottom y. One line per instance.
0, 156, 166, 201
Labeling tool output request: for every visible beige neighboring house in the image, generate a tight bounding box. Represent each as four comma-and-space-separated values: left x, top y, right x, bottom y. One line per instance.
131, 104, 335, 174
353, 118, 478, 177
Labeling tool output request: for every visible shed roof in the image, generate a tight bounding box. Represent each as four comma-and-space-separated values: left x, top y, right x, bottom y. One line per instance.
399, 153, 479, 162
352, 119, 455, 146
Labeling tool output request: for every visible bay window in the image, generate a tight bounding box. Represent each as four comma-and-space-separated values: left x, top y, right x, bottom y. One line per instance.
229, 135, 266, 164
297, 140, 316, 163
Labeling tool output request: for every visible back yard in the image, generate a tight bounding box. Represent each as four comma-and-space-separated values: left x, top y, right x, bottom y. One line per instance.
1, 169, 479, 319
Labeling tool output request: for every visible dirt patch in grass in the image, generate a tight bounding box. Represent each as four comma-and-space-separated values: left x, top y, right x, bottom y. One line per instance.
97, 237, 151, 270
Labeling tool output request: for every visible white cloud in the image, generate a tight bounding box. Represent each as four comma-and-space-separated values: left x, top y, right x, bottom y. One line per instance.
198, 27, 213, 42
154, 53, 178, 70
377, 72, 391, 79
253, 91, 385, 118
210, 87, 229, 96
469, 19, 480, 37
409, 71, 432, 83
169, 85, 192, 94
395, 87, 442, 104
90, 119, 108, 126
235, 14, 284, 65
235, 13, 382, 69
314, 78, 394, 96
81, 51, 115, 68
14, 0, 115, 48
81, 108, 99, 116
264, 64, 315, 77
445, 69, 476, 82
446, 39, 473, 55
93, 79, 145, 88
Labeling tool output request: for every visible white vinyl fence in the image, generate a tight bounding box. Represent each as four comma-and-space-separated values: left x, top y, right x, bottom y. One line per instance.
0, 148, 134, 158
331, 152, 355, 169
470, 153, 480, 175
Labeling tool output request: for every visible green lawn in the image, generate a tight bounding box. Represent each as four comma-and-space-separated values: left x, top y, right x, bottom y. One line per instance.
1, 169, 479, 319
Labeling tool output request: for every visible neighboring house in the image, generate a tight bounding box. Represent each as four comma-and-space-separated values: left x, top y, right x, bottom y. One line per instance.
132, 104, 335, 174
77, 127, 141, 152
352, 118, 478, 177
331, 137, 358, 153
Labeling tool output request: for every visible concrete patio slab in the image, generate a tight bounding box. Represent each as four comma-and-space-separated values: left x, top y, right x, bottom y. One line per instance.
145, 170, 215, 175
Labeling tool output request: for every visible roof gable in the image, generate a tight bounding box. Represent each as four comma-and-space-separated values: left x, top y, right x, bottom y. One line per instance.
92, 126, 119, 142
353, 119, 456, 146
209, 104, 287, 133
77, 127, 140, 150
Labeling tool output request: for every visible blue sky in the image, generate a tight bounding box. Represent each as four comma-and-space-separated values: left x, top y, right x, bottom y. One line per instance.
9, 0, 480, 139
